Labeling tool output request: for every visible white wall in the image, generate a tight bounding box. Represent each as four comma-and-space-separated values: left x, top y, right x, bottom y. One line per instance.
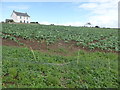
18, 16, 30, 23
11, 12, 18, 22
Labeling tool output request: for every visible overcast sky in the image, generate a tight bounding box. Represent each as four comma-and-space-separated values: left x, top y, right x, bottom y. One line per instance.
0, 0, 119, 28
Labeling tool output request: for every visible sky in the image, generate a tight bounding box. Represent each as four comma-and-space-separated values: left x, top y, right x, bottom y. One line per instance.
0, 0, 119, 28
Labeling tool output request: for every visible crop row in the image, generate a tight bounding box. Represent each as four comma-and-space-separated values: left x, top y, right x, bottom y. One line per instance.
2, 23, 119, 51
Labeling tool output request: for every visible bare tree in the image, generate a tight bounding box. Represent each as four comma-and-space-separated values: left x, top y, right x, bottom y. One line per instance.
84, 22, 92, 27
86, 22, 91, 25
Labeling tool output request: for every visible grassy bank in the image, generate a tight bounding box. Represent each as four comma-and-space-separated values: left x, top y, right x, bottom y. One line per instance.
2, 46, 118, 88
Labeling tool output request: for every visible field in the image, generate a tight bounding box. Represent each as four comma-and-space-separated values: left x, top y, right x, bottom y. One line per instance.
1, 23, 119, 88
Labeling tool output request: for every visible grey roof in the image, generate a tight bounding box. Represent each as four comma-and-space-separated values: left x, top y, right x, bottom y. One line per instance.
13, 10, 30, 17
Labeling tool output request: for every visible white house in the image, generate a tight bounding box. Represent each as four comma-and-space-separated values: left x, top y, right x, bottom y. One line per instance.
11, 10, 30, 23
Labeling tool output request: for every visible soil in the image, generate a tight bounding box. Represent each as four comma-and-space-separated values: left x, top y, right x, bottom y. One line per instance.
2, 38, 20, 47
1, 35, 119, 56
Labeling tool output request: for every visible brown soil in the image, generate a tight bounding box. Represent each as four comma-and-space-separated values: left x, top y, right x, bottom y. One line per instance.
2, 38, 20, 47
1, 34, 119, 56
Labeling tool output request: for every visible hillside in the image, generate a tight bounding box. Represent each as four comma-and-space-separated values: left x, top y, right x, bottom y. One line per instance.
1, 23, 119, 88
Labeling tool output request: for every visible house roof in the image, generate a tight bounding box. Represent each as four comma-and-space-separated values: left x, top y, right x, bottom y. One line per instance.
13, 10, 30, 17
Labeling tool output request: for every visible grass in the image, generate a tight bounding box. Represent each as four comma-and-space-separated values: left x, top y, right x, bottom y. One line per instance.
48, 47, 68, 55
2, 46, 119, 88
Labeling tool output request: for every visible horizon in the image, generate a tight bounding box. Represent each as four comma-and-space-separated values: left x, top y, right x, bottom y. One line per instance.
0, 0, 118, 28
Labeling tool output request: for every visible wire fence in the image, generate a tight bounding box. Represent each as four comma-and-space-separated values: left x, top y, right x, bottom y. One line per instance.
2, 57, 77, 66
2, 56, 116, 70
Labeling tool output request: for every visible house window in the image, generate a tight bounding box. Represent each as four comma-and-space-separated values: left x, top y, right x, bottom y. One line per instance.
20, 16, 22, 19
27, 17, 28, 19
27, 21, 28, 23
20, 21, 22, 23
